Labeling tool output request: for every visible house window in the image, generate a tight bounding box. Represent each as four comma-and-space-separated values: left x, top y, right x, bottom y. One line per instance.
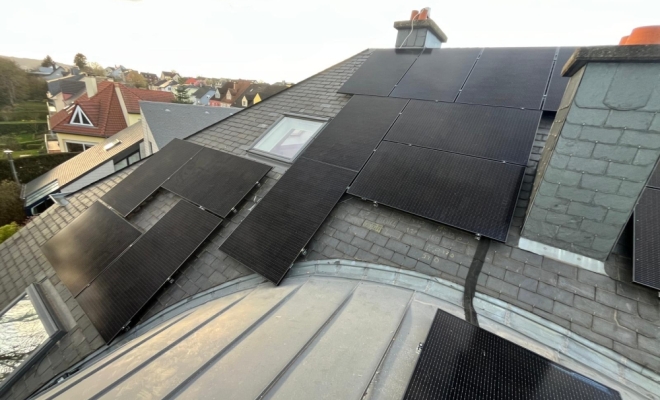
69, 107, 93, 126
114, 151, 141, 171
242, 98, 248, 107
65, 141, 95, 152
249, 115, 326, 162
0, 284, 64, 394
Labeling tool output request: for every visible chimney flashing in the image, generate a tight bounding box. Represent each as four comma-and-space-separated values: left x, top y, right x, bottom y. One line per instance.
562, 44, 660, 77
394, 18, 448, 43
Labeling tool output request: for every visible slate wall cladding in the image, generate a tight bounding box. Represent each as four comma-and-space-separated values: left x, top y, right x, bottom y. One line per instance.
524, 62, 660, 260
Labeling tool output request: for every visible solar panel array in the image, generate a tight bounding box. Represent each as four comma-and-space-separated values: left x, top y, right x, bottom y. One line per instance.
40, 202, 141, 297
404, 309, 621, 399
633, 164, 660, 290
76, 200, 221, 342
220, 158, 355, 284
162, 147, 272, 217
348, 142, 525, 242
384, 101, 541, 165
102, 139, 202, 216
339, 46, 575, 111
338, 49, 420, 96
300, 96, 408, 171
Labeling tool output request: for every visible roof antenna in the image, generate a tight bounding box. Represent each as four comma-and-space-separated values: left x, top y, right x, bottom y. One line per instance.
399, 7, 431, 48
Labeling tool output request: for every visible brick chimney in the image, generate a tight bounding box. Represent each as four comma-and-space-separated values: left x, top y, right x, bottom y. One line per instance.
394, 8, 447, 48
523, 41, 660, 264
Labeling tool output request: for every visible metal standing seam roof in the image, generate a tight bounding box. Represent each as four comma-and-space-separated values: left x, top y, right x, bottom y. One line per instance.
23, 123, 145, 201
140, 101, 240, 149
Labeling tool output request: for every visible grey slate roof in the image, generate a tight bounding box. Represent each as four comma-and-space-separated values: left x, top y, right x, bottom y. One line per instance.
140, 101, 240, 149
3, 48, 660, 399
47, 75, 84, 96
192, 86, 214, 99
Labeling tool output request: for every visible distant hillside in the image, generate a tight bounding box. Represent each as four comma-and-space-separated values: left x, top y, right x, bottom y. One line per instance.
0, 55, 73, 71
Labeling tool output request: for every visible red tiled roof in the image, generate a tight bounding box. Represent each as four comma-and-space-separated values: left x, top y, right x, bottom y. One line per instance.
50, 83, 173, 138
50, 82, 126, 138
185, 78, 198, 85
119, 85, 173, 114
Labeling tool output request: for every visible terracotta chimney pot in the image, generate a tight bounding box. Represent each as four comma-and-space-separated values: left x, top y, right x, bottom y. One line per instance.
623, 26, 660, 45
619, 36, 629, 45
418, 8, 429, 20
410, 10, 419, 20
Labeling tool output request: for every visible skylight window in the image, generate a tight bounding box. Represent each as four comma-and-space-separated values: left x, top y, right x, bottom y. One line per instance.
250, 115, 326, 162
70, 106, 93, 126
103, 139, 122, 151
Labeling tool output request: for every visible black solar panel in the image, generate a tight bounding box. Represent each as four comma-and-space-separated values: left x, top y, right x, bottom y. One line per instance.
404, 309, 621, 400
301, 95, 408, 171
390, 48, 481, 102
647, 164, 660, 189
162, 148, 271, 217
348, 142, 524, 242
457, 47, 557, 109
220, 158, 355, 284
40, 202, 141, 297
634, 187, 660, 290
544, 47, 576, 111
337, 49, 421, 96
385, 101, 541, 165
76, 200, 221, 342
102, 139, 203, 216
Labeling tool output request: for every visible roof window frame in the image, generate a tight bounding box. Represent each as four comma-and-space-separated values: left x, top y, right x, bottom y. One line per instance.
70, 106, 93, 127
248, 113, 328, 164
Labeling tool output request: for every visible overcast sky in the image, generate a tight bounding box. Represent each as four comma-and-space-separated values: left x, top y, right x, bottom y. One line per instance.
1, 0, 656, 83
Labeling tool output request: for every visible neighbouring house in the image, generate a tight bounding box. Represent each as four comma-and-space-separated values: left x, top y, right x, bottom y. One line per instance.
192, 86, 216, 106
160, 71, 181, 81
140, 101, 239, 155
106, 65, 130, 81
3, 13, 660, 400
233, 83, 288, 108
184, 77, 203, 86
27, 65, 71, 80
140, 72, 159, 85
209, 79, 252, 107
22, 123, 145, 215
47, 78, 173, 153
156, 79, 178, 92
46, 75, 87, 113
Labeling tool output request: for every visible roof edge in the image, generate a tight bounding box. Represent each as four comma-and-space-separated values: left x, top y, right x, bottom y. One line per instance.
393, 19, 448, 43
562, 44, 660, 76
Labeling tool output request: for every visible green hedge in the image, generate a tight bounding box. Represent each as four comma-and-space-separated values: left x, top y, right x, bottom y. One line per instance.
0, 222, 20, 244
0, 152, 79, 183
0, 122, 48, 136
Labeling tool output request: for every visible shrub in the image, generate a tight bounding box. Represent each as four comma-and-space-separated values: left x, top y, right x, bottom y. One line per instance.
0, 222, 20, 244
0, 180, 25, 226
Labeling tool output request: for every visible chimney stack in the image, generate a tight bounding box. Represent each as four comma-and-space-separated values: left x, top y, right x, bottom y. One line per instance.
522, 34, 660, 263
84, 76, 98, 98
394, 8, 447, 48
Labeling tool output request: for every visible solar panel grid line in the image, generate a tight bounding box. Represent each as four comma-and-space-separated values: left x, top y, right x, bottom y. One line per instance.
389, 48, 484, 103
161, 147, 272, 218
633, 186, 660, 290
40, 202, 142, 298
348, 142, 525, 242
383, 100, 542, 165
403, 309, 621, 399
101, 139, 204, 217
543, 47, 578, 112
75, 200, 222, 342
299, 95, 410, 171
538, 47, 561, 111
219, 158, 356, 284
456, 47, 557, 109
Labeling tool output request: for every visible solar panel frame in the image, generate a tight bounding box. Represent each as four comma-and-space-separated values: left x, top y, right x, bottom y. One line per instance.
348, 142, 525, 242
543, 47, 577, 111
40, 202, 142, 297
101, 139, 203, 216
633, 187, 660, 290
457, 47, 557, 109
337, 49, 421, 97
384, 100, 541, 165
162, 147, 272, 217
75, 200, 221, 342
390, 48, 482, 102
300, 95, 409, 171
220, 158, 355, 284
404, 309, 621, 400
